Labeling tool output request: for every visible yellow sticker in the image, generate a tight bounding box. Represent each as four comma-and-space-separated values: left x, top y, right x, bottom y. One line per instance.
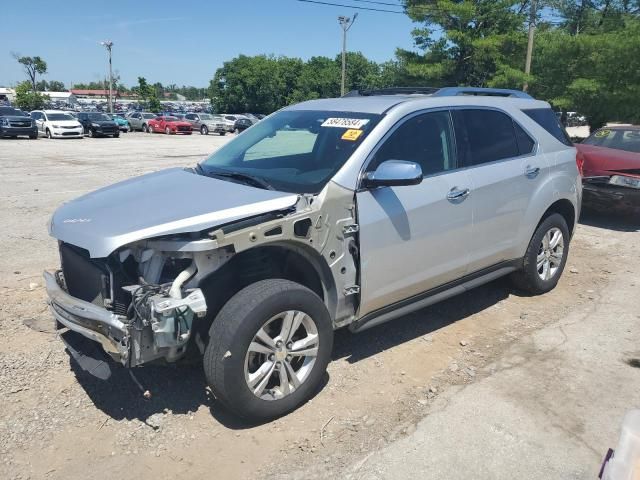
342, 129, 363, 141
594, 129, 611, 138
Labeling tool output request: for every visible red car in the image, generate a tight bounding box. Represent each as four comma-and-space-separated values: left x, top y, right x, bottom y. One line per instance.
147, 116, 192, 135
576, 125, 640, 213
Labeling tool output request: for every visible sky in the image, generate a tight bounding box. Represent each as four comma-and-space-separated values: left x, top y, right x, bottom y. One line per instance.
0, 0, 417, 88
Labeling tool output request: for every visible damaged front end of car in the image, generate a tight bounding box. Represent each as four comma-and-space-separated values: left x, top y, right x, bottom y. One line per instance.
45, 178, 361, 368
45, 240, 211, 367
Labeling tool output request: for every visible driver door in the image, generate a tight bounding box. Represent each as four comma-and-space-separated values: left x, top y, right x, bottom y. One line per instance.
356, 110, 473, 317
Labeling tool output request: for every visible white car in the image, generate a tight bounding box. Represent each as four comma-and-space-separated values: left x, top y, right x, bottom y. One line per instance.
30, 110, 83, 139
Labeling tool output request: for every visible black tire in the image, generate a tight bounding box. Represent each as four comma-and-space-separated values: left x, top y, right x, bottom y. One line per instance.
219, 131, 226, 136
113, 133, 120, 138
88, 128, 95, 138
144, 124, 151, 133
200, 125, 209, 135
204, 279, 333, 421
29, 134, 37, 140
46, 128, 52, 139
510, 213, 570, 294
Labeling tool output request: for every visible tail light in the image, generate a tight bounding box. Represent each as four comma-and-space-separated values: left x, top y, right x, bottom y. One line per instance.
576, 150, 585, 177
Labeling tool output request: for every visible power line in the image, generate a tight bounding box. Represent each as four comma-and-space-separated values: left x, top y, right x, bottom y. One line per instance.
350, 0, 405, 7
296, 0, 404, 14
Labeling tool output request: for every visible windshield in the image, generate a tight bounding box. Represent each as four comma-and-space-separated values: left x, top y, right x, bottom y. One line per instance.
583, 128, 640, 153
200, 109, 381, 194
199, 114, 213, 120
88, 113, 110, 121
164, 116, 179, 122
142, 113, 156, 119
0, 107, 26, 116
48, 113, 74, 121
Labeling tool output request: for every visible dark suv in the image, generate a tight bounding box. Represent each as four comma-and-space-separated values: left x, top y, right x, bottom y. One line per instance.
76, 112, 120, 138
0, 107, 37, 139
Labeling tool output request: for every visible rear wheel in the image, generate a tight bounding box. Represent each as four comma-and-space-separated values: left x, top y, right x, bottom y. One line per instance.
511, 213, 570, 294
113, 132, 120, 138
204, 279, 333, 421
165, 126, 172, 135
29, 134, 37, 140
144, 124, 151, 133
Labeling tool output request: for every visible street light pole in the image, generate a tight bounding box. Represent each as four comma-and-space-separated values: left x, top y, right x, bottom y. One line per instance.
100, 40, 114, 113
338, 13, 358, 96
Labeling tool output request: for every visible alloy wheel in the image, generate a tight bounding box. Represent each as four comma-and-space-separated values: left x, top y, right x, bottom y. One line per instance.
244, 310, 319, 401
537, 227, 564, 281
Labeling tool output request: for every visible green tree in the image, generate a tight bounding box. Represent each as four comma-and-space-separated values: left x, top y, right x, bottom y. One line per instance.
14, 81, 49, 111
13, 55, 48, 91
36, 80, 66, 91
531, 18, 640, 127
135, 77, 161, 112
399, 0, 529, 87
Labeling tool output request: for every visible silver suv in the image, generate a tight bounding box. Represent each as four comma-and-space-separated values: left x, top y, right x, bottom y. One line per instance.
45, 87, 580, 420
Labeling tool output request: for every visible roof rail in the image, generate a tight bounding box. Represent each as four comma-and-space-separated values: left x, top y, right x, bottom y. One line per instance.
343, 87, 439, 97
342, 86, 533, 99
433, 87, 532, 99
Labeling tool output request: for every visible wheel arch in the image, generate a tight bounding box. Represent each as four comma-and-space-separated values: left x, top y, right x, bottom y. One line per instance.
194, 241, 338, 345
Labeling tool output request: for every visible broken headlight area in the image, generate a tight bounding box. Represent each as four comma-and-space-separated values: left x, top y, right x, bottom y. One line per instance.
56, 241, 208, 367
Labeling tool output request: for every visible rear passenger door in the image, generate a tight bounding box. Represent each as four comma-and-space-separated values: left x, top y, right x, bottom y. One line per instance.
452, 108, 543, 272
357, 110, 474, 317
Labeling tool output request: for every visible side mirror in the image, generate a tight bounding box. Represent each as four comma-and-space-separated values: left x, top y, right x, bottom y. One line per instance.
362, 160, 423, 188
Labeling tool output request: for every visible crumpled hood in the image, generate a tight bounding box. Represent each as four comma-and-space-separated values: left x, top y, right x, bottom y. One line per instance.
50, 168, 298, 258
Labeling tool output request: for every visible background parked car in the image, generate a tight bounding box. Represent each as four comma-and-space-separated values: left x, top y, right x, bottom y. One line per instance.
147, 116, 193, 135
107, 113, 130, 132
576, 125, 640, 213
0, 106, 37, 139
184, 113, 227, 135
233, 117, 253, 133
76, 112, 120, 138
125, 112, 157, 132
30, 110, 83, 139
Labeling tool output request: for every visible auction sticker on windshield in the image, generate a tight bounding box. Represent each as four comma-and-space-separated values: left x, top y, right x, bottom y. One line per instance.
341, 129, 364, 141
321, 118, 370, 129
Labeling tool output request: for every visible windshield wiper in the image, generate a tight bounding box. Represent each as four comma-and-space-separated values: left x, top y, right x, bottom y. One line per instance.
197, 166, 274, 190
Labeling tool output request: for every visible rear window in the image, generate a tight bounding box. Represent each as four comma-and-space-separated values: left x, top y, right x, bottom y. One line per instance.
523, 108, 572, 146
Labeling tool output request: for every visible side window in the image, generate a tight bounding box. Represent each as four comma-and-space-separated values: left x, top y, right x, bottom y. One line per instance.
514, 122, 535, 155
522, 108, 572, 146
370, 111, 455, 176
452, 109, 520, 166
186, 114, 194, 120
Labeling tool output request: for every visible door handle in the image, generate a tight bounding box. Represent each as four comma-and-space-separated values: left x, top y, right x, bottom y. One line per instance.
525, 165, 540, 178
447, 187, 470, 201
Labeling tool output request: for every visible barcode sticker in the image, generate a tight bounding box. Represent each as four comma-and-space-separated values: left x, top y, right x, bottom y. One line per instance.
321, 118, 370, 129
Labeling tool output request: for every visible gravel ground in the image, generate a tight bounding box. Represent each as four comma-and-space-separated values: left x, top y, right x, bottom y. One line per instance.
0, 132, 638, 480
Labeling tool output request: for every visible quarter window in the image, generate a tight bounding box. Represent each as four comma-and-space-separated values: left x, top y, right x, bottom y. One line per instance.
369, 111, 455, 176
522, 108, 572, 146
452, 109, 520, 166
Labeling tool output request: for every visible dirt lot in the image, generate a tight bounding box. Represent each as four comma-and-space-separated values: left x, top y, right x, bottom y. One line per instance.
1, 132, 638, 480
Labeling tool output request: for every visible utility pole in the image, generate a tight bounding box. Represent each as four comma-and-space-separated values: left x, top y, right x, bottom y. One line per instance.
100, 40, 114, 113
338, 13, 358, 96
523, 0, 537, 92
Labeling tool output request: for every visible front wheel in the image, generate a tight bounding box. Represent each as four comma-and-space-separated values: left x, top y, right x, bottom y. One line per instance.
219, 131, 226, 136
510, 213, 570, 294
200, 125, 209, 135
204, 279, 333, 421
165, 126, 172, 135
46, 128, 52, 139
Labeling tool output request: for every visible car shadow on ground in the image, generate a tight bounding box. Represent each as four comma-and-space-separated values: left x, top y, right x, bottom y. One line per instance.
65, 278, 512, 429
332, 279, 511, 364
579, 209, 640, 232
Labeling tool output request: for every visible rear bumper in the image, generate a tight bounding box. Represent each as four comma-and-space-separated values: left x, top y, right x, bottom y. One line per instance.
44, 270, 129, 363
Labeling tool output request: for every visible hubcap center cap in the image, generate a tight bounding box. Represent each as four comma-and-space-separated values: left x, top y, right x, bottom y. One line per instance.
275, 349, 287, 362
